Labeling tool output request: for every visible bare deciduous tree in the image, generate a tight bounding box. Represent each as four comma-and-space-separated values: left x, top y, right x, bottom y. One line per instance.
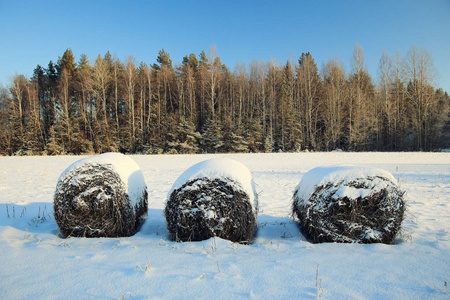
403, 45, 439, 149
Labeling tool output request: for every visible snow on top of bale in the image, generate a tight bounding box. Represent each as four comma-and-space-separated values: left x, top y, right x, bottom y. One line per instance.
59, 152, 146, 207
168, 157, 258, 212
295, 166, 398, 204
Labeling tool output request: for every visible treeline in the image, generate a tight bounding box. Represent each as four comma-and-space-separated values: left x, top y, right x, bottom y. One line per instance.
0, 45, 449, 156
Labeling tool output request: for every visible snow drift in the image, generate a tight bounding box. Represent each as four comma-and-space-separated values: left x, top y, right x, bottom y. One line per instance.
165, 158, 258, 243
54, 152, 148, 237
293, 166, 405, 244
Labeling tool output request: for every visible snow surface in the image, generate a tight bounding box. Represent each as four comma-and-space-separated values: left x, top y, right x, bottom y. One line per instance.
58, 152, 147, 207
0, 152, 449, 299
168, 158, 258, 212
295, 166, 398, 203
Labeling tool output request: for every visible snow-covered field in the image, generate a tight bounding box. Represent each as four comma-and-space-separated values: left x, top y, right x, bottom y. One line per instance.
0, 152, 449, 299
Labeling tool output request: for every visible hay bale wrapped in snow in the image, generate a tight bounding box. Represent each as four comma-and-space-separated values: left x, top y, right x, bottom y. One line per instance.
293, 166, 405, 244
54, 153, 148, 237
165, 158, 258, 243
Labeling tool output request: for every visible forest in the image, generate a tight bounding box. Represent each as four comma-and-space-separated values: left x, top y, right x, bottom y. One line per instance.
0, 45, 448, 156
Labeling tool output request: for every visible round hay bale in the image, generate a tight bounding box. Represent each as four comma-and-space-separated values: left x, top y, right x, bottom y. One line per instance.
292, 166, 405, 244
54, 152, 148, 237
165, 158, 258, 243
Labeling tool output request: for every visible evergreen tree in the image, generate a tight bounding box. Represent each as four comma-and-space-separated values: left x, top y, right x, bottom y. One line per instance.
222, 123, 249, 153
46, 125, 63, 155
279, 62, 296, 151
1, 45, 448, 155
56, 48, 76, 77
166, 118, 201, 154
45, 60, 59, 140
187, 53, 199, 72
226, 130, 249, 153
0, 87, 19, 155
245, 118, 264, 152
200, 118, 224, 153
156, 49, 173, 69
199, 50, 208, 66
264, 135, 274, 153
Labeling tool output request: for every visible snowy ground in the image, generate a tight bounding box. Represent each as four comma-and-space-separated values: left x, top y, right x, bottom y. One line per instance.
0, 152, 449, 299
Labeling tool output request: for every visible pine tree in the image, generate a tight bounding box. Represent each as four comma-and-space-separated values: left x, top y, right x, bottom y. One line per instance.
156, 49, 173, 69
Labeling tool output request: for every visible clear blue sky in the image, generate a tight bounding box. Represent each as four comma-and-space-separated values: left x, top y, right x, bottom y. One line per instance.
1, 0, 449, 93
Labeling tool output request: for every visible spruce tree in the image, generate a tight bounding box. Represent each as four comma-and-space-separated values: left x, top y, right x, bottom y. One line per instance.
245, 119, 264, 152
57, 48, 76, 77
264, 135, 274, 153
46, 125, 63, 155
166, 118, 201, 154
227, 130, 249, 153
200, 118, 224, 153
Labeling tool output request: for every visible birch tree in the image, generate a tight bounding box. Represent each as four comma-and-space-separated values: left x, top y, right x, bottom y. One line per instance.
403, 46, 438, 150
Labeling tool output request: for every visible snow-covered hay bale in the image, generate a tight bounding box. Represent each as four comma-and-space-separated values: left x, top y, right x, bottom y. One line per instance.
165, 158, 258, 243
54, 153, 148, 237
293, 166, 405, 244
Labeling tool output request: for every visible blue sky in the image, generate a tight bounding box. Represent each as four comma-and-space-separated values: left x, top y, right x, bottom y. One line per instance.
1, 0, 449, 92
